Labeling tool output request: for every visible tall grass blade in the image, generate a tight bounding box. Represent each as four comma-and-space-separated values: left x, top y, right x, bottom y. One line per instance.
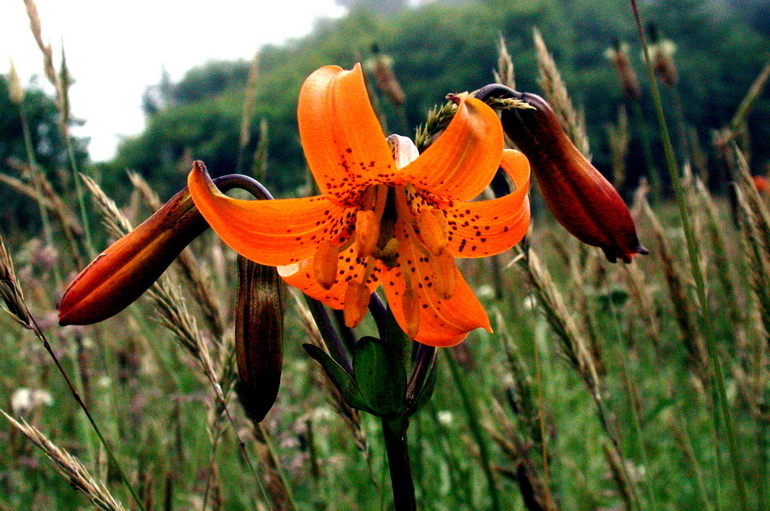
629, 1, 750, 508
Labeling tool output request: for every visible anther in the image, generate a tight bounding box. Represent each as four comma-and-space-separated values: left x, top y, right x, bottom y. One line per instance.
343, 281, 371, 328
313, 240, 339, 289
401, 287, 420, 339
356, 209, 380, 258
416, 207, 449, 256
431, 249, 457, 300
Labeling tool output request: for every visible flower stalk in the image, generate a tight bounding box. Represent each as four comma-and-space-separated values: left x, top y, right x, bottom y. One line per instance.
382, 414, 416, 511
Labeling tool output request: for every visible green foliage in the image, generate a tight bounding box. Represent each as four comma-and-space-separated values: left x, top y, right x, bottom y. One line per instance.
0, 77, 88, 233
0, 78, 60, 169
109, 0, 770, 200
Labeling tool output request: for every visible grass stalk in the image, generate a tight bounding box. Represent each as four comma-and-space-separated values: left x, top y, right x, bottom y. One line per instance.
0, 236, 146, 510
629, 1, 749, 509
604, 278, 656, 509
533, 327, 555, 511
426, 403, 476, 509
2, 411, 129, 511
24, 314, 145, 510
630, 101, 661, 199
445, 350, 503, 511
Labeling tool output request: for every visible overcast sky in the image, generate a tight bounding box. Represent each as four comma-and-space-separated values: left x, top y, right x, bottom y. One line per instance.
2, 0, 347, 161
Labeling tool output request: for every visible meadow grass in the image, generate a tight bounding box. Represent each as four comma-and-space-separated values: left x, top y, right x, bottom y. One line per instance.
2, 190, 767, 510
1, 2, 769, 510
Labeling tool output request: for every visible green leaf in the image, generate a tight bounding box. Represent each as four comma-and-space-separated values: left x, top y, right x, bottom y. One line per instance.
353, 336, 407, 417
303, 344, 372, 412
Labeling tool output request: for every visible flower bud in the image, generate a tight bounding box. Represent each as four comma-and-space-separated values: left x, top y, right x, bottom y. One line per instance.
58, 184, 209, 325
475, 85, 647, 263
59, 163, 272, 326
235, 256, 284, 423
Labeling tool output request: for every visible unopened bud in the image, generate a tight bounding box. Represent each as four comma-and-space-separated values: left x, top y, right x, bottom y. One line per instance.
58, 184, 209, 325
235, 256, 284, 423
475, 85, 647, 263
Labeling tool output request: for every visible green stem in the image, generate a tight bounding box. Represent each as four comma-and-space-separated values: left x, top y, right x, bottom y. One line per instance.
445, 350, 502, 511
629, 2, 749, 510
381, 414, 416, 511
607, 272, 654, 510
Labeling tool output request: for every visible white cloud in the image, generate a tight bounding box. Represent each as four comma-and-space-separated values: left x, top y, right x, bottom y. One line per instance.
2, 0, 346, 161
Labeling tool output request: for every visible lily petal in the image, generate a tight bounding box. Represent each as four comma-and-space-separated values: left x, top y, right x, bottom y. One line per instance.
385, 219, 491, 347
382, 260, 491, 347
188, 161, 350, 266
280, 244, 382, 310
299, 64, 397, 204
446, 149, 531, 258
402, 97, 503, 202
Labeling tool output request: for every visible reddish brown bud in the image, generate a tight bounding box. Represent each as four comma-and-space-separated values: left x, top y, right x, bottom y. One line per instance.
475, 85, 647, 263
58, 185, 208, 326
235, 256, 284, 423
58, 163, 272, 326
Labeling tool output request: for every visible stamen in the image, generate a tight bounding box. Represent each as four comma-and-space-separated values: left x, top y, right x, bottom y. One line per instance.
396, 252, 421, 338
356, 185, 388, 258
416, 206, 449, 255
313, 239, 339, 289
343, 280, 371, 328
342, 255, 377, 328
431, 249, 457, 300
394, 187, 431, 258
356, 210, 380, 257
378, 238, 399, 268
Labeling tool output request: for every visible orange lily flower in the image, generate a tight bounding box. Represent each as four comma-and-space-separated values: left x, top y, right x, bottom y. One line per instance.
188, 64, 530, 347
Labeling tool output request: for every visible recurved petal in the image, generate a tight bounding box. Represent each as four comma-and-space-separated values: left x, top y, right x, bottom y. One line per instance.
188, 161, 349, 267
279, 244, 382, 310
299, 64, 398, 204
384, 229, 491, 347
382, 263, 490, 347
401, 97, 504, 202
446, 149, 531, 258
